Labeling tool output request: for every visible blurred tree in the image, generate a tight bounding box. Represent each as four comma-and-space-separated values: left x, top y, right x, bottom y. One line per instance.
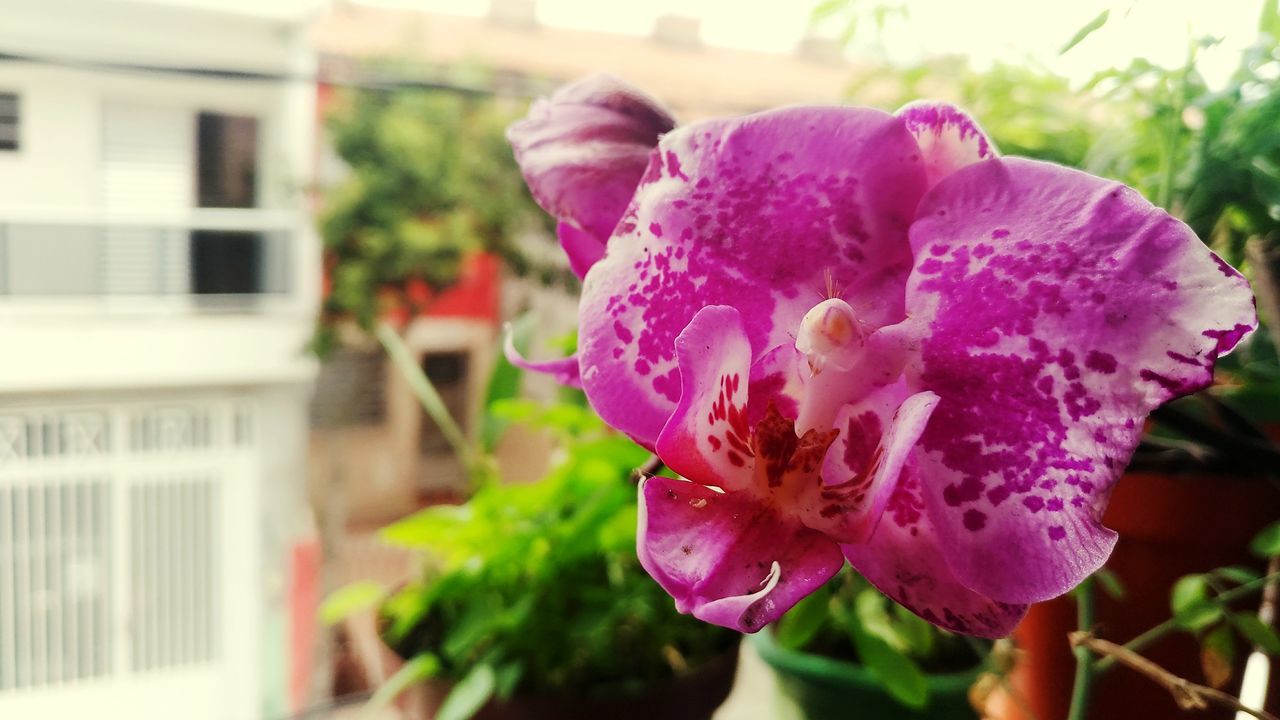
314, 76, 560, 355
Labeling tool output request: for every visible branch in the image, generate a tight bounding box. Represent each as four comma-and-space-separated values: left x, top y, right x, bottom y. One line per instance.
1069, 632, 1279, 720
1097, 569, 1280, 674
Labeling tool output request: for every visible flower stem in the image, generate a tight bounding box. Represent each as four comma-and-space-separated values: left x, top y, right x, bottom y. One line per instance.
1067, 577, 1097, 720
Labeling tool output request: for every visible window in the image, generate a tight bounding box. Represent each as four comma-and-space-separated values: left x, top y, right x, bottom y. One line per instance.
196, 112, 257, 208
0, 93, 18, 151
419, 352, 470, 455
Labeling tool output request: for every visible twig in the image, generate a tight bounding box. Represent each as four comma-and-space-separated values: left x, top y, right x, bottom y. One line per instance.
630, 454, 665, 484
1070, 632, 1280, 720
1097, 569, 1280, 674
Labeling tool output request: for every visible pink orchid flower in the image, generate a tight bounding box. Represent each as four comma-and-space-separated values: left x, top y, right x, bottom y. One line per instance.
507, 75, 1257, 637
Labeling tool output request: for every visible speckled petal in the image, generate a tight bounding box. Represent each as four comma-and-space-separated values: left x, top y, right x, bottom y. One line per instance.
896, 101, 997, 189
580, 107, 928, 446
655, 306, 755, 491
508, 74, 675, 257
842, 471, 1028, 638
904, 157, 1257, 604
798, 387, 938, 544
746, 344, 807, 428
638, 475, 845, 633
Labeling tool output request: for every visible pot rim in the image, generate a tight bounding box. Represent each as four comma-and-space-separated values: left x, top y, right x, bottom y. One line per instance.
749, 625, 983, 694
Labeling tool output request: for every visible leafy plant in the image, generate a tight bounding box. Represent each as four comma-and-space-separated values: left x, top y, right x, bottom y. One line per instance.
772, 569, 988, 710
1160, 521, 1280, 690
313, 63, 565, 355
351, 399, 736, 716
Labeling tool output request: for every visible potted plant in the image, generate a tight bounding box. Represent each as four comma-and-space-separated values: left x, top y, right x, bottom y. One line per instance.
752, 569, 990, 720
325, 397, 740, 720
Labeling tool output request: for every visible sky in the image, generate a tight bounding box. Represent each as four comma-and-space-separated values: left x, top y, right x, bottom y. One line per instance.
355, 0, 1268, 88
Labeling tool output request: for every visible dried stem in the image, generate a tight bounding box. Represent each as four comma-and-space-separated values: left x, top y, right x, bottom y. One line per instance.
1070, 632, 1279, 720
630, 454, 665, 484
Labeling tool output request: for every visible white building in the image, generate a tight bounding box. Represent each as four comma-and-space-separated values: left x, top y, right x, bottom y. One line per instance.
0, 1, 324, 718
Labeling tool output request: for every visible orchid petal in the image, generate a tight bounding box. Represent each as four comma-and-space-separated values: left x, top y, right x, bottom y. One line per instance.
797, 387, 938, 544
843, 472, 1027, 638
746, 344, 806, 428
638, 475, 845, 633
502, 330, 582, 389
580, 106, 928, 445
896, 101, 997, 190
508, 74, 675, 257
655, 306, 754, 491
557, 221, 606, 279
904, 157, 1257, 604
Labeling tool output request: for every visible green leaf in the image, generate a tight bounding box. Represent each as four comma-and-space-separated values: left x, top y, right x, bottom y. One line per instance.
437, 663, 497, 720
319, 581, 387, 626
360, 653, 440, 720
810, 0, 847, 23
1214, 566, 1262, 585
890, 603, 937, 657
1060, 9, 1109, 55
1250, 521, 1280, 558
849, 623, 929, 709
377, 324, 474, 471
1228, 612, 1280, 655
1171, 574, 1222, 631
774, 589, 831, 651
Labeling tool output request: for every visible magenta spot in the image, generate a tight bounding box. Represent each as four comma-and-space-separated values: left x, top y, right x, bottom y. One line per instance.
648, 222, 664, 238
1046, 498, 1064, 512
1140, 368, 1186, 393
963, 509, 987, 531
613, 321, 634, 344
943, 476, 984, 507
665, 151, 689, 180
1022, 496, 1044, 513
1048, 526, 1067, 541
930, 244, 950, 256
986, 484, 1011, 506
1084, 350, 1117, 374
652, 368, 680, 402
1166, 350, 1202, 366
1203, 324, 1253, 354
991, 229, 1010, 239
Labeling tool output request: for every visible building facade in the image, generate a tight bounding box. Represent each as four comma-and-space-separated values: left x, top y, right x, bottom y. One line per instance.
0, 1, 324, 717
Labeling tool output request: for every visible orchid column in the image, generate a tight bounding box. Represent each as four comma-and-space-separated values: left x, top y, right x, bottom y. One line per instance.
507, 75, 1257, 637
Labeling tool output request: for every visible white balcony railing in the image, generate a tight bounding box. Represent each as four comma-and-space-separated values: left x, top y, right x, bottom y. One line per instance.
0, 209, 303, 313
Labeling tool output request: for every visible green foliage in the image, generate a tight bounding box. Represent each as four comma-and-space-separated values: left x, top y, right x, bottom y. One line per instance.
1169, 564, 1280, 689
319, 581, 387, 626
373, 401, 735, 714
772, 568, 986, 709
1251, 520, 1280, 558
314, 69, 559, 355
848, 57, 1109, 168
1170, 574, 1222, 631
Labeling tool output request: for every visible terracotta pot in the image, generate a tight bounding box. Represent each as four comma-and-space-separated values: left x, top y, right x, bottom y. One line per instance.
396, 641, 741, 720
751, 627, 981, 720
997, 470, 1280, 720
